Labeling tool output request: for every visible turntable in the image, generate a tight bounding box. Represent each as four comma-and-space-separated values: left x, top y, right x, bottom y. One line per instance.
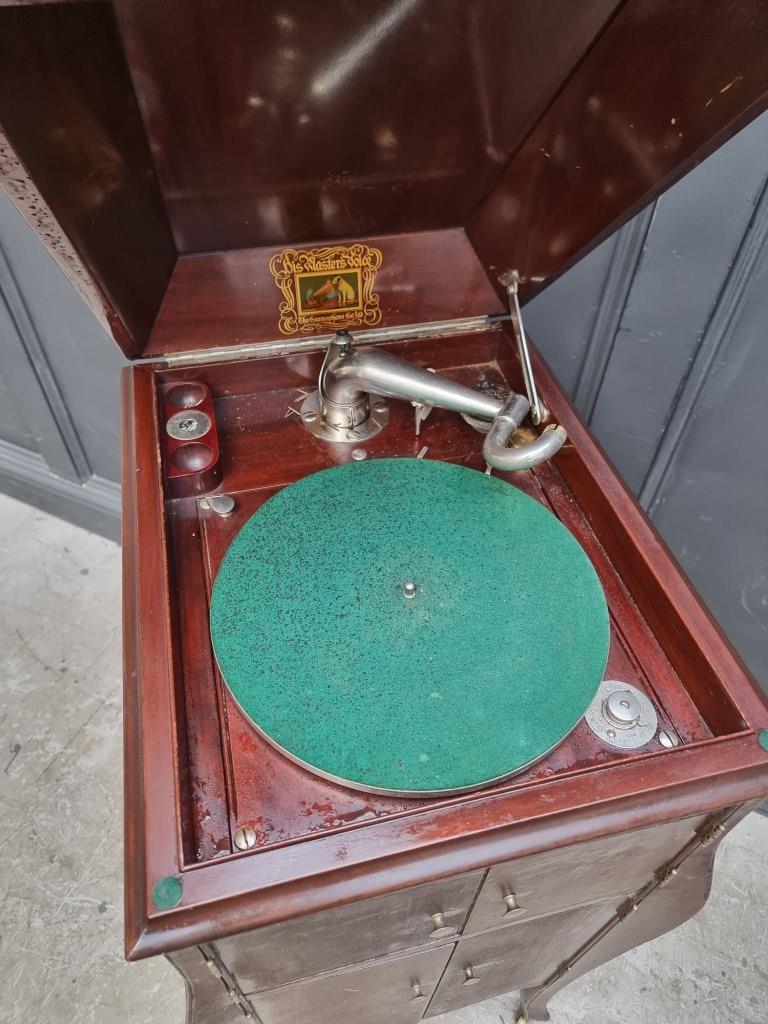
3, 3, 768, 1023
210, 456, 611, 796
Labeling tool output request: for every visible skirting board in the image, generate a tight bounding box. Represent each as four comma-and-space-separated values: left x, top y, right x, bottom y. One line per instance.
0, 438, 120, 542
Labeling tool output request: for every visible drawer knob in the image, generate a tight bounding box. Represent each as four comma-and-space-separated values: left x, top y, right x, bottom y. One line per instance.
462, 965, 480, 986
410, 982, 427, 1002
429, 911, 456, 938
503, 891, 524, 916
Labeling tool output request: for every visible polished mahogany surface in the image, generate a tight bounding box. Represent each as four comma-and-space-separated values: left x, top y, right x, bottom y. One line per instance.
469, 0, 768, 299
123, 326, 768, 958
0, 1, 175, 352
156, 333, 735, 865
3, 0, 762, 965
146, 229, 503, 356
113, 0, 619, 253
3, 1, 768, 358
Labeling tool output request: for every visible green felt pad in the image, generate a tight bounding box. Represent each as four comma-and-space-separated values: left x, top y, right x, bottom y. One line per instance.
210, 459, 609, 795
151, 875, 183, 909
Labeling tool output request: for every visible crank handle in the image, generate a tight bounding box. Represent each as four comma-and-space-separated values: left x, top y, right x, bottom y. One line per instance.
483, 392, 567, 472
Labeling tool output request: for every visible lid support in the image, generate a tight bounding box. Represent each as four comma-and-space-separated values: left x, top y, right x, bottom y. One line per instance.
499, 270, 547, 425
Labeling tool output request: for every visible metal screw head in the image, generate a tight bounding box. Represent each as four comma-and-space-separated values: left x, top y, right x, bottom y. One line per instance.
351, 448, 367, 461
302, 410, 317, 423
166, 409, 212, 440
234, 825, 258, 851
658, 730, 679, 748
373, 401, 387, 414
604, 690, 642, 727
201, 494, 235, 517
403, 581, 417, 599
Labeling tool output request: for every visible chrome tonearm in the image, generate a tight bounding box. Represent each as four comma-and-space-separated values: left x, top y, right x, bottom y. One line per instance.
299, 328, 567, 471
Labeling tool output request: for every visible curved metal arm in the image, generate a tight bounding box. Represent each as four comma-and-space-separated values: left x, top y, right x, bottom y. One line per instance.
483, 393, 567, 472
309, 332, 567, 471
322, 340, 503, 421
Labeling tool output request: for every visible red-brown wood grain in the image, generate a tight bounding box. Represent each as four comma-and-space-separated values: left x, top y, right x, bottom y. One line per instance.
112, 0, 620, 254
1, 0, 767, 369
0, 1, 175, 351
159, 382, 222, 497
3, 0, 762, 978
145, 229, 504, 356
128, 732, 767, 960
3, 0, 767, 361
122, 365, 188, 957
469, 0, 768, 301
182, 349, 708, 855
193, 458, 684, 860
122, 330, 768, 961
167, 497, 232, 862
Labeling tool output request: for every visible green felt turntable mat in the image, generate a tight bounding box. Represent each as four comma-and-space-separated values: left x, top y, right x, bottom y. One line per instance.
210, 458, 609, 796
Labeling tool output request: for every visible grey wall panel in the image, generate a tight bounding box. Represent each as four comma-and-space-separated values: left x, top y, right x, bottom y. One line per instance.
526, 110, 768, 687
589, 114, 768, 494
0, 224, 89, 481
0, 195, 126, 482
650, 256, 768, 682
0, 302, 37, 451
525, 233, 616, 397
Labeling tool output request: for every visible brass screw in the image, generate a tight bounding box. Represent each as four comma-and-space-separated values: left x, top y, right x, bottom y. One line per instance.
234, 825, 258, 851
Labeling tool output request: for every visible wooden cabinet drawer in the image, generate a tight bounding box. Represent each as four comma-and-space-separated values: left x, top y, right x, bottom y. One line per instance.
463, 815, 704, 934
218, 870, 482, 994
425, 900, 618, 1018
250, 945, 453, 1024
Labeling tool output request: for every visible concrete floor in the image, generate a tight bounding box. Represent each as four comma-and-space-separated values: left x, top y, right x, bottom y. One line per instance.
0, 491, 766, 1024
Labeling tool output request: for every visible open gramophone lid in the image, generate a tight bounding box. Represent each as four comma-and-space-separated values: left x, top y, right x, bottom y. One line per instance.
210, 458, 610, 797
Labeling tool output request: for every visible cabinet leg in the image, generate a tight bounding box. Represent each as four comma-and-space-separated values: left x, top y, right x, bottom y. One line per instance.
167, 947, 254, 1024
516, 834, 726, 1024
518, 990, 551, 1022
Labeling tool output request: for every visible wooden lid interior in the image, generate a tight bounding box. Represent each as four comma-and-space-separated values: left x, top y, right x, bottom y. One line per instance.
1, 1, 767, 358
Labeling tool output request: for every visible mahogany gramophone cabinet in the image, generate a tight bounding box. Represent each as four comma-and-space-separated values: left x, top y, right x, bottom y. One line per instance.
2, 3, 768, 1022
